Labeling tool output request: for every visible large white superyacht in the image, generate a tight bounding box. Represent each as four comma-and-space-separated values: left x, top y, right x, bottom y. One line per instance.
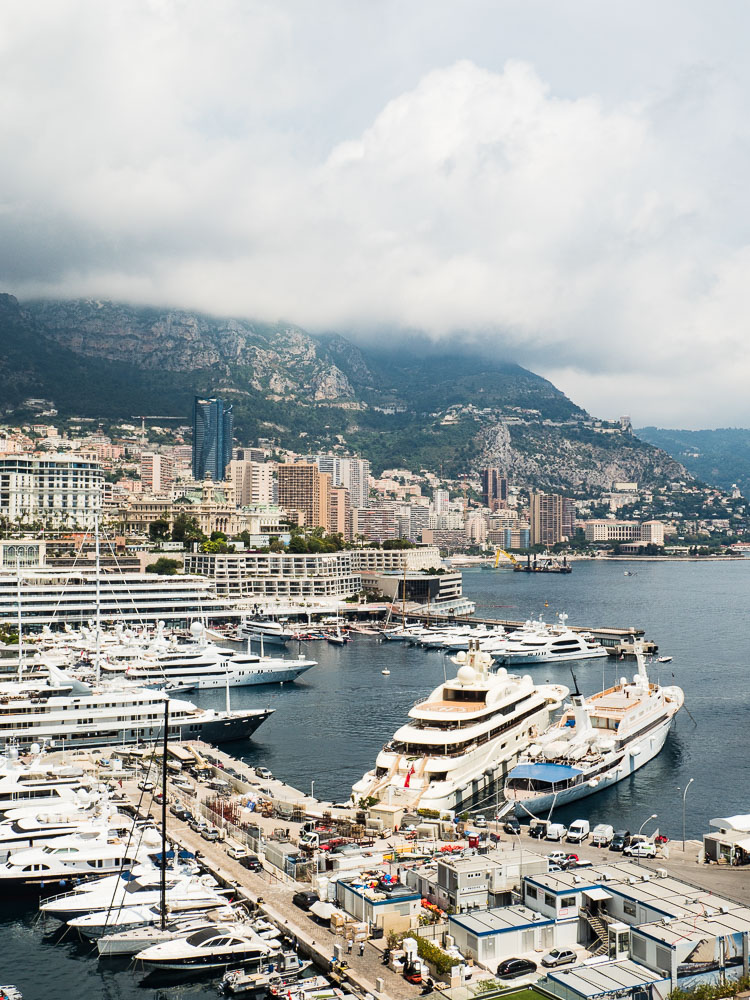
352, 644, 568, 814
0, 667, 273, 750
504, 647, 684, 814
493, 614, 607, 665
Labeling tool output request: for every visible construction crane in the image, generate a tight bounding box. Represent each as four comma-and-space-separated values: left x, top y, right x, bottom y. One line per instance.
494, 547, 518, 568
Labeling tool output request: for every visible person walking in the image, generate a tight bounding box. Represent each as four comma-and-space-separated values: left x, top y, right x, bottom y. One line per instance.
358, 939, 365, 957
347, 938, 353, 955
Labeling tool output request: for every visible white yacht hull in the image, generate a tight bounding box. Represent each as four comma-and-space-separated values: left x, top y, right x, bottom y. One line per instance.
495, 648, 607, 665
128, 663, 314, 689
508, 714, 674, 815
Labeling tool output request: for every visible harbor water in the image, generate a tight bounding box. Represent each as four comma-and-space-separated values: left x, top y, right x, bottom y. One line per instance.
1, 558, 747, 998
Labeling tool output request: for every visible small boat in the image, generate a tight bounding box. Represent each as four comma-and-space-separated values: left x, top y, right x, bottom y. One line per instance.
0, 988, 22, 1000
656, 655, 673, 663
381, 668, 390, 676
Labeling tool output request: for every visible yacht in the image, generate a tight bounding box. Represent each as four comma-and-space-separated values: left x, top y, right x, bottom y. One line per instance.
0, 749, 94, 815
504, 646, 684, 814
352, 644, 568, 814
219, 952, 313, 996
67, 877, 227, 937
116, 624, 316, 689
135, 919, 281, 971
493, 614, 607, 665
0, 801, 129, 861
0, 828, 160, 889
96, 902, 239, 957
0, 667, 273, 750
237, 618, 295, 646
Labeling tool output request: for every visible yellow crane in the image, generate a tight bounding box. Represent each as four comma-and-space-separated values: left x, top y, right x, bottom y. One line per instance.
494, 547, 518, 568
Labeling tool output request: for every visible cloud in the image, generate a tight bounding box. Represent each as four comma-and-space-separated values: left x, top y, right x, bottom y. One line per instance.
2, 2, 750, 427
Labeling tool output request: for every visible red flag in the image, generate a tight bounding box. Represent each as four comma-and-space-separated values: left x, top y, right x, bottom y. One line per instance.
404, 764, 415, 788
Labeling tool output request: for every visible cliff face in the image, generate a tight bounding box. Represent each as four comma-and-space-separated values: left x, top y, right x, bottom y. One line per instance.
0, 294, 692, 490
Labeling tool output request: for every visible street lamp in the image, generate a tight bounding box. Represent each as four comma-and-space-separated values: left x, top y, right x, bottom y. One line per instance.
638, 814, 658, 836
310, 780, 315, 800
682, 778, 694, 852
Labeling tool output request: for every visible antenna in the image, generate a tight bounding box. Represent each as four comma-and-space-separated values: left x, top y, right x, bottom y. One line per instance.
569, 667, 581, 697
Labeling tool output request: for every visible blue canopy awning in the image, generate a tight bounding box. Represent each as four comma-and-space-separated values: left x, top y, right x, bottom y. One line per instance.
507, 762, 583, 784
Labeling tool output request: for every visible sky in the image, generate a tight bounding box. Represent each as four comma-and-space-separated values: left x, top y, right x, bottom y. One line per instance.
2, 1, 750, 428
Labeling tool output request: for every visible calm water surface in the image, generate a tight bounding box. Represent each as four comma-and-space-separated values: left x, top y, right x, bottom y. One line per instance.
2, 559, 748, 998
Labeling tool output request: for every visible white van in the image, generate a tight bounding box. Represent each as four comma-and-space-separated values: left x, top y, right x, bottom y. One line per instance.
567, 819, 590, 843
591, 824, 614, 847
545, 823, 567, 842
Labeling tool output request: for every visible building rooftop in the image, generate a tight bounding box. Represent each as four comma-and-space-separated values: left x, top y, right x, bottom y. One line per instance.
451, 904, 553, 934
635, 905, 750, 947
545, 959, 668, 997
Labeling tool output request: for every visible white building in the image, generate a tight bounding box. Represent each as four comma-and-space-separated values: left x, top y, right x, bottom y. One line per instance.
0, 454, 104, 530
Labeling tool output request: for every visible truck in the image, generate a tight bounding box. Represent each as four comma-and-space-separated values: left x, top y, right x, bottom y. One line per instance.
567, 819, 590, 843
545, 823, 567, 842
591, 823, 615, 847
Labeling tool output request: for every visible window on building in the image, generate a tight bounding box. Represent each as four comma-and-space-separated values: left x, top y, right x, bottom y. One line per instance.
561, 896, 576, 908
624, 901, 637, 917
545, 893, 555, 907
526, 886, 537, 900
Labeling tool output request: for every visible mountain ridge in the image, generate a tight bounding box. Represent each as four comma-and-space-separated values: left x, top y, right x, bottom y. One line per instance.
0, 293, 689, 490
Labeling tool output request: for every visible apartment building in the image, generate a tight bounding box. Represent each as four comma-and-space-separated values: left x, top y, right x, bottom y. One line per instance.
277, 463, 330, 530
140, 453, 174, 494
0, 454, 104, 530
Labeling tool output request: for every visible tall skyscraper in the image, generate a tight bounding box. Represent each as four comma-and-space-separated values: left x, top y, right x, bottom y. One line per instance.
481, 467, 508, 509
192, 397, 233, 482
530, 491, 564, 547
278, 462, 329, 530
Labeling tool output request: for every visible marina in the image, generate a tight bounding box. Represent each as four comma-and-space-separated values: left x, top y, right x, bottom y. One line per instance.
0, 558, 748, 1000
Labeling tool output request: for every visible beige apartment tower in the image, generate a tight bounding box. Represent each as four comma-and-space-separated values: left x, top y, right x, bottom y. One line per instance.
277, 462, 330, 531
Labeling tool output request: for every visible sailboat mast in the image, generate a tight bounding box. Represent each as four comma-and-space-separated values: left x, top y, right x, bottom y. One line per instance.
94, 505, 101, 686
161, 697, 169, 931
16, 555, 22, 683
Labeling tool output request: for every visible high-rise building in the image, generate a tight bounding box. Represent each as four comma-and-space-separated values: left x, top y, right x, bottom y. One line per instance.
481, 467, 508, 510
277, 462, 329, 530
433, 488, 449, 515
228, 460, 275, 507
0, 454, 103, 530
314, 454, 371, 509
192, 397, 233, 482
329, 486, 352, 540
140, 453, 174, 494
529, 491, 566, 547
235, 447, 266, 463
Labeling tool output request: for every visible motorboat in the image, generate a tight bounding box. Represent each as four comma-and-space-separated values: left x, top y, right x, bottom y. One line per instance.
219, 952, 313, 996
0, 828, 160, 889
494, 614, 607, 665
504, 645, 684, 813
0, 748, 95, 815
352, 643, 568, 814
0, 801, 130, 862
135, 920, 281, 971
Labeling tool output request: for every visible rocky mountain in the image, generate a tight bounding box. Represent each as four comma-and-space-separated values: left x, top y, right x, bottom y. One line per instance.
0, 293, 689, 491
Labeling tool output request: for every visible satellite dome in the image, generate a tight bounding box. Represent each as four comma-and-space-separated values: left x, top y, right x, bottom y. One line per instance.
190, 621, 204, 637
30, 743, 41, 755
455, 651, 467, 664
522, 674, 533, 685
457, 664, 477, 685
496, 667, 508, 679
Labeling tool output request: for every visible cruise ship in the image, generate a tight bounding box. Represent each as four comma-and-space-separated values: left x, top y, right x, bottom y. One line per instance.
0, 668, 273, 750
352, 644, 568, 814
504, 647, 684, 814
493, 615, 607, 665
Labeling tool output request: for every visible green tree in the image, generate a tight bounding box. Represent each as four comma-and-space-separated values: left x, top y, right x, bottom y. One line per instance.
148, 519, 171, 542
172, 513, 205, 546
145, 557, 181, 575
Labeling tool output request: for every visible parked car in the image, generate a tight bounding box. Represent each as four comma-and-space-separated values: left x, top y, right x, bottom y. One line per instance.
563, 853, 579, 866
226, 843, 248, 860
137, 780, 154, 792
610, 830, 631, 852
255, 766, 273, 780
541, 949, 577, 968
547, 851, 569, 865
240, 854, 264, 872
473, 815, 487, 828
623, 841, 657, 858
497, 958, 537, 979
591, 823, 615, 847
503, 817, 521, 835
201, 827, 220, 842
189, 818, 207, 833
292, 891, 319, 911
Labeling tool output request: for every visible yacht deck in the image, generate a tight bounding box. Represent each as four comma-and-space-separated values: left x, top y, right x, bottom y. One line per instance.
419, 699, 486, 714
